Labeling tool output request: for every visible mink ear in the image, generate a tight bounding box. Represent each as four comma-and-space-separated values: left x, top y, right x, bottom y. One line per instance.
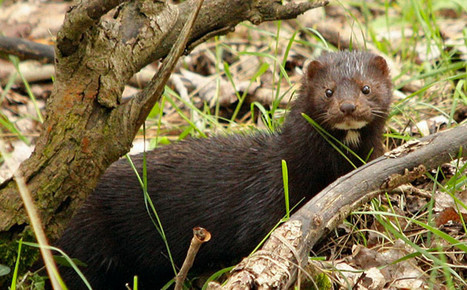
307, 60, 325, 79
371, 55, 390, 77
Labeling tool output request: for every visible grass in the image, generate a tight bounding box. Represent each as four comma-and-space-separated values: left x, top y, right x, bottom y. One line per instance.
0, 0, 466, 288
125, 152, 177, 283
0, 61, 31, 147
306, 1, 466, 287
7, 56, 43, 123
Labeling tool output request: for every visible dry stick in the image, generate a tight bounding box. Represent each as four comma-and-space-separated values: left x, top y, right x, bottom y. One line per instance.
0, 140, 62, 289
0, 62, 56, 85
217, 123, 467, 288
0, 36, 55, 63
175, 227, 212, 289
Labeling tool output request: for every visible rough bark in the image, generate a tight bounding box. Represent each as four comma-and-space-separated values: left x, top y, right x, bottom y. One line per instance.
213, 124, 467, 288
0, 0, 328, 243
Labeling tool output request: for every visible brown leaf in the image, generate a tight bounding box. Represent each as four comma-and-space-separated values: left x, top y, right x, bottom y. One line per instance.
436, 207, 467, 227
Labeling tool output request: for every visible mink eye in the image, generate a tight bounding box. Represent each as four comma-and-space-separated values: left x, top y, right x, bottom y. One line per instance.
325, 89, 333, 98
362, 85, 371, 95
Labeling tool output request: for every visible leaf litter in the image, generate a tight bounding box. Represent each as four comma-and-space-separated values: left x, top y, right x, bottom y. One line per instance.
0, 0, 466, 288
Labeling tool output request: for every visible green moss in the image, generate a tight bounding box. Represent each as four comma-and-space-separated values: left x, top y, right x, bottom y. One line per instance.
314, 273, 332, 289
300, 271, 332, 290
0, 229, 40, 288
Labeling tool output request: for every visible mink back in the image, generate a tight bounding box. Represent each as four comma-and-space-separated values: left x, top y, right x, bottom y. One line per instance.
56, 50, 392, 289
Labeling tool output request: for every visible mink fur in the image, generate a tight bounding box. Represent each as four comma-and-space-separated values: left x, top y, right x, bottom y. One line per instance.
56, 51, 393, 289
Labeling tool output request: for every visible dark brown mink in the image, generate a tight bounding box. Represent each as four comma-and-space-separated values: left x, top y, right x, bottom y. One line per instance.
55, 51, 392, 289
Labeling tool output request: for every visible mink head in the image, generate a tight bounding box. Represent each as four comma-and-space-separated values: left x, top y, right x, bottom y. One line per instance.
297, 51, 392, 135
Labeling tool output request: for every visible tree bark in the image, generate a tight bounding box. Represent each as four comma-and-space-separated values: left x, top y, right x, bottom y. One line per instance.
0, 0, 328, 243
213, 124, 467, 288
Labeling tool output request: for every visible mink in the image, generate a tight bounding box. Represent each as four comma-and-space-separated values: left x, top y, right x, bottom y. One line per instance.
55, 51, 392, 289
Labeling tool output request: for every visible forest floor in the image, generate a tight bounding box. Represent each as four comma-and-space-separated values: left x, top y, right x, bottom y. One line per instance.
0, 0, 466, 289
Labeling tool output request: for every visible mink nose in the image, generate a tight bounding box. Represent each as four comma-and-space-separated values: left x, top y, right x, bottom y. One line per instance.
340, 102, 356, 114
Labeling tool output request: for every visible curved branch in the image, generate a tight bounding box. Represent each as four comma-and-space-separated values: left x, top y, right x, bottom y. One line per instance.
250, 0, 329, 24
0, 0, 328, 242
217, 124, 467, 288
152, 0, 328, 62
0, 0, 329, 69
130, 0, 205, 128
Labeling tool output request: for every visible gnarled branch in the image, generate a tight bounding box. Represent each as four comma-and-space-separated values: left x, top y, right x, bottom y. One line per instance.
0, 0, 328, 243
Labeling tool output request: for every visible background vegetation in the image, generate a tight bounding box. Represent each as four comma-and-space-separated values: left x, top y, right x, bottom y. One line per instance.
0, 0, 466, 288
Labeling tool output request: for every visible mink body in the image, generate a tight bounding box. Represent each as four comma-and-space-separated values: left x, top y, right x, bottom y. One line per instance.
56, 51, 392, 289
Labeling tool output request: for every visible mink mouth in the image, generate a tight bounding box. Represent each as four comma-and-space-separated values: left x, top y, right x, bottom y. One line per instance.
333, 120, 368, 130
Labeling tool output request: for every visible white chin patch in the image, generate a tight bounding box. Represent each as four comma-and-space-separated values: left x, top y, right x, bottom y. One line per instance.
344, 130, 361, 147
334, 120, 367, 130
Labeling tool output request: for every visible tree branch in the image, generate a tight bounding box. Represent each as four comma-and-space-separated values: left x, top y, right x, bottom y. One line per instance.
250, 0, 329, 24
0, 0, 328, 245
56, 0, 125, 57
215, 124, 467, 288
1, 0, 329, 68
0, 36, 54, 63
131, 0, 205, 128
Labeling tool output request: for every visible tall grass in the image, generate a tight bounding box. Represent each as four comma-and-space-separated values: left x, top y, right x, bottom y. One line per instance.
1, 0, 466, 288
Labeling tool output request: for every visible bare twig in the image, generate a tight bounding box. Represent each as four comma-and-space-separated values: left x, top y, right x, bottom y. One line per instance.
0, 36, 54, 63
251, 0, 329, 23
175, 227, 212, 290
0, 61, 55, 85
